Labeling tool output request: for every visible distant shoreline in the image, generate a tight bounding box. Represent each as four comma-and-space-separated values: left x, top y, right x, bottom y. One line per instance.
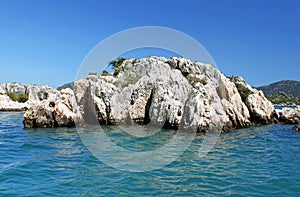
2, 104, 298, 112
274, 105, 296, 110
0, 108, 26, 112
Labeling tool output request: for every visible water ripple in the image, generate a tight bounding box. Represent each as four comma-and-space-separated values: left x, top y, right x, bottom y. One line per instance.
0, 112, 300, 196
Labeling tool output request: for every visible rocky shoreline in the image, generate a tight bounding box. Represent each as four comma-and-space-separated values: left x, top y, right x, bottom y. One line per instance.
1, 57, 299, 131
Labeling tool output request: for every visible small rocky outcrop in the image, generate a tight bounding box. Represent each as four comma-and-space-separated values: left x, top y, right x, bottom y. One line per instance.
0, 83, 83, 128
0, 83, 28, 111
23, 88, 83, 128
0, 94, 27, 111
0, 83, 59, 111
292, 125, 300, 131
230, 76, 275, 124
277, 106, 300, 124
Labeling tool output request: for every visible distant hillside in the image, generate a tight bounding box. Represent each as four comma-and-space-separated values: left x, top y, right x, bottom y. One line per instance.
57, 82, 74, 90
257, 80, 300, 98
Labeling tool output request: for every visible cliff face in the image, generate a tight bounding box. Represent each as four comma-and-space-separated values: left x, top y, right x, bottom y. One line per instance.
73, 57, 275, 131
17, 57, 298, 131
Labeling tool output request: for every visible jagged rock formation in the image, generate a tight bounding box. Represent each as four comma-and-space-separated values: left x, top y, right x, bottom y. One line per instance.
73, 57, 276, 132
0, 94, 27, 111
230, 77, 275, 124
23, 88, 82, 128
0, 83, 28, 111
0, 83, 58, 111
277, 106, 300, 124
7, 56, 298, 130
0, 83, 82, 128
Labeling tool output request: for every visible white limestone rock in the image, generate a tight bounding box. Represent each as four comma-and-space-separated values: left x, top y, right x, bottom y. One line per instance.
18, 57, 292, 130
279, 106, 300, 124
73, 57, 272, 132
23, 88, 83, 128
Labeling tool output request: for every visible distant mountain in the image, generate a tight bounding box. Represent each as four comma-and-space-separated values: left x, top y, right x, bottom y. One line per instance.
57, 82, 74, 90
257, 80, 300, 98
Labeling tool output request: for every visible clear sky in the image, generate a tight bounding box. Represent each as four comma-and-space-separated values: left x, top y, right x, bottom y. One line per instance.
0, 0, 299, 88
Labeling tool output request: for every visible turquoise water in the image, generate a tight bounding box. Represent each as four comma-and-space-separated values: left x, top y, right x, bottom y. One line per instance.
1, 112, 300, 196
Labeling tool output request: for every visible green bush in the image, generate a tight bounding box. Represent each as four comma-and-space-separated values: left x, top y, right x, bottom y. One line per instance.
235, 83, 253, 101
227, 75, 239, 82
113, 67, 121, 77
112, 81, 121, 87
132, 58, 138, 64
109, 58, 126, 76
186, 75, 207, 87
7, 92, 29, 103
113, 76, 141, 88
18, 93, 29, 103
226, 75, 253, 101
101, 70, 113, 76
109, 58, 126, 68
123, 76, 141, 87
7, 92, 17, 102
199, 78, 207, 85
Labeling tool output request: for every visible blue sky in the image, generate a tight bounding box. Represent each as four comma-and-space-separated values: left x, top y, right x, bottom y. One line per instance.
0, 0, 299, 88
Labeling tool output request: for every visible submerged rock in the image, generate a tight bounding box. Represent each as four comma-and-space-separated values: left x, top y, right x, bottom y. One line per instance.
292, 125, 300, 131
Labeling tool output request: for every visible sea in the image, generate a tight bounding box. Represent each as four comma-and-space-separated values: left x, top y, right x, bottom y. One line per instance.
274, 105, 296, 110
0, 112, 300, 196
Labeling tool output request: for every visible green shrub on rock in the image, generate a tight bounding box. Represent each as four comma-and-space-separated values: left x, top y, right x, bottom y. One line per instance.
7, 92, 29, 103
123, 76, 141, 87
112, 81, 121, 87
101, 70, 113, 76
186, 75, 207, 87
7, 92, 18, 102
235, 83, 253, 101
113, 76, 141, 88
109, 58, 127, 76
227, 75, 239, 82
227, 75, 254, 101
18, 93, 29, 103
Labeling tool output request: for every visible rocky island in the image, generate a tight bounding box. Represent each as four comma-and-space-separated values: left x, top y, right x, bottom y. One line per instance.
1, 57, 299, 131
